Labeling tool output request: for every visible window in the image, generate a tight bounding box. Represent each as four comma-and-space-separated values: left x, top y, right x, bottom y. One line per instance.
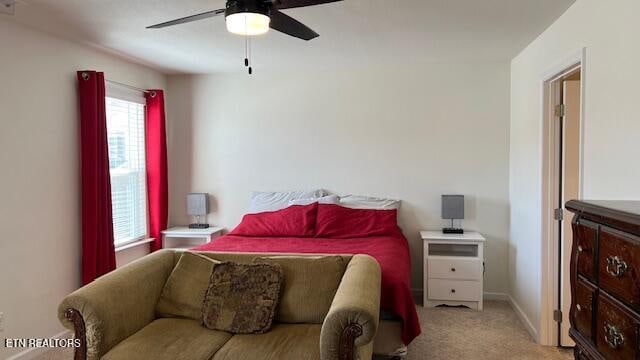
105, 86, 147, 246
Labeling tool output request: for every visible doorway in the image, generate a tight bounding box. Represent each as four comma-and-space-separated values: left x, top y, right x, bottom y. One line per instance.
541, 59, 584, 347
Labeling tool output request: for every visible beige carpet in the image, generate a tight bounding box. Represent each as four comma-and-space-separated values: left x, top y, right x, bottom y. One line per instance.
405, 300, 572, 360
36, 301, 571, 360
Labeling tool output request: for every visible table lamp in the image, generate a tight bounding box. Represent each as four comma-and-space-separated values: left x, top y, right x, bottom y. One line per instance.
187, 193, 210, 229
442, 195, 464, 234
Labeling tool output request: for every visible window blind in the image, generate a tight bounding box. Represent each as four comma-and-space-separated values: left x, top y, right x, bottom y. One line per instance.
105, 96, 148, 245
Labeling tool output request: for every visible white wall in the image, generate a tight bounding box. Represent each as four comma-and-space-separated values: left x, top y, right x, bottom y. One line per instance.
0, 19, 165, 359
166, 63, 511, 294
509, 0, 640, 342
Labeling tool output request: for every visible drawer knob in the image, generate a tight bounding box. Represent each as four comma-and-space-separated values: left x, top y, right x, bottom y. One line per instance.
451, 289, 456, 294
451, 268, 456, 272
606, 255, 629, 278
604, 323, 625, 349
577, 245, 584, 253
576, 304, 582, 312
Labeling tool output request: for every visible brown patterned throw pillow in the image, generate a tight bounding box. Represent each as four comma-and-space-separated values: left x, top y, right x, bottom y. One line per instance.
202, 262, 283, 334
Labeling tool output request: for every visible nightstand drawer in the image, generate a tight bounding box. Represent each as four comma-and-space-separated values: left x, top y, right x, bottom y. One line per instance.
428, 257, 482, 280
428, 279, 481, 301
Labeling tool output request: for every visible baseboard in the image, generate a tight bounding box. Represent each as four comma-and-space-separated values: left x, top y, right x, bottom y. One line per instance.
483, 292, 509, 301
507, 295, 538, 342
5, 330, 71, 360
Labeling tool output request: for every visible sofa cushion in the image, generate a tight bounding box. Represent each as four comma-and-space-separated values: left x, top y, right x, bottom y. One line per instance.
156, 252, 220, 320
202, 262, 283, 334
101, 318, 232, 360
211, 323, 321, 360
255, 256, 346, 324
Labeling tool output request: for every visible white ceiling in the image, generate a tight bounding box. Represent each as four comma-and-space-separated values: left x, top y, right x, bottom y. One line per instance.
6, 0, 575, 74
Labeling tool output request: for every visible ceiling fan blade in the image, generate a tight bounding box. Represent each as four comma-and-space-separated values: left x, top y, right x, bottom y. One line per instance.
274, 0, 342, 10
269, 10, 318, 41
147, 9, 225, 29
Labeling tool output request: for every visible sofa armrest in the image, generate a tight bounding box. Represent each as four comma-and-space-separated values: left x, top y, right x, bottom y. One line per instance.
57, 249, 176, 360
320, 254, 381, 360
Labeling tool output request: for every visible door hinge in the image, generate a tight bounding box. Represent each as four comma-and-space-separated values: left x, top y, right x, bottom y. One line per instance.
555, 104, 566, 117
554, 208, 564, 221
554, 309, 562, 323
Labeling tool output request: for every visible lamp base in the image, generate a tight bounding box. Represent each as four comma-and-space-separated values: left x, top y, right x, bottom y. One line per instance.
442, 228, 464, 234
189, 223, 210, 229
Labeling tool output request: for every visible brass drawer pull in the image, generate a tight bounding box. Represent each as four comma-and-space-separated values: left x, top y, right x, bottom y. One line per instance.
604, 323, 625, 349
606, 256, 629, 277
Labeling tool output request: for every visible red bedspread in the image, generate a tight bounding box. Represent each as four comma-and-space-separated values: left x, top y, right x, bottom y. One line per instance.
193, 233, 421, 345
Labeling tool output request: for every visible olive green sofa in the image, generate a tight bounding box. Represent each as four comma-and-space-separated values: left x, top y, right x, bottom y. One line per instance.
58, 249, 381, 360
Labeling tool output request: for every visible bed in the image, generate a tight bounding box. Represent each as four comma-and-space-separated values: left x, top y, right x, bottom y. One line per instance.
192, 202, 421, 357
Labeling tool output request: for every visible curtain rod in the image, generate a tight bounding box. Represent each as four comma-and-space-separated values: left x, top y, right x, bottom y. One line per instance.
106, 79, 154, 95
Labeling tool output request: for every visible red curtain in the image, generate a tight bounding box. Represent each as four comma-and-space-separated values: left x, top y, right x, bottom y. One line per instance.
145, 90, 168, 252
78, 71, 116, 285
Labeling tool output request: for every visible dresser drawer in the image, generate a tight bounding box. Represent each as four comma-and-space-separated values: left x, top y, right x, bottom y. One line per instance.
428, 279, 481, 302
598, 227, 640, 310
596, 293, 640, 360
427, 257, 482, 280
572, 277, 597, 341
574, 220, 598, 281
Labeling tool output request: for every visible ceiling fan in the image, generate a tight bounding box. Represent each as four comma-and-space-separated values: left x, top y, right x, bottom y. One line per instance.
147, 0, 343, 41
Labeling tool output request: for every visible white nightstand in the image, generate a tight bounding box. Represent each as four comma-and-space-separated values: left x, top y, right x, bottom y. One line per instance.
161, 226, 224, 250
421, 231, 485, 310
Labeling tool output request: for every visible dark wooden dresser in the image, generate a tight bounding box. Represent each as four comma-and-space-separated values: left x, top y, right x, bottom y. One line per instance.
566, 200, 640, 360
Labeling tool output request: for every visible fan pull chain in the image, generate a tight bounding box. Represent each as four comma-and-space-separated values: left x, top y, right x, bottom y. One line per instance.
248, 37, 253, 75
244, 16, 249, 68
242, 16, 252, 75
242, 36, 252, 75
244, 37, 249, 67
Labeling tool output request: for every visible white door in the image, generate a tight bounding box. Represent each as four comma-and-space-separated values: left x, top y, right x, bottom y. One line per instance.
560, 79, 581, 347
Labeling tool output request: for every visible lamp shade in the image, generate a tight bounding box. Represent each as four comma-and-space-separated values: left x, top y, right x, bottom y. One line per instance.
187, 193, 209, 216
441, 195, 464, 220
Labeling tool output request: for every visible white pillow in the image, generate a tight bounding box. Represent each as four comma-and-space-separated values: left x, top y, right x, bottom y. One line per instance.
249, 189, 327, 213
338, 194, 401, 210
288, 195, 340, 206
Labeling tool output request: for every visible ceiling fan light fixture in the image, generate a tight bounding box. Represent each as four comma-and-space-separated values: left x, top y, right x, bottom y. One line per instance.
226, 12, 271, 36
